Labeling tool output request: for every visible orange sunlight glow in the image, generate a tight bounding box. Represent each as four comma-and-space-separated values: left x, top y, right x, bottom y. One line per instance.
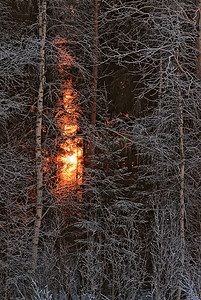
55, 39, 83, 198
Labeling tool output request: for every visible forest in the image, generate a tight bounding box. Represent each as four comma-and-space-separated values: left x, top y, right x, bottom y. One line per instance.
0, 0, 200, 299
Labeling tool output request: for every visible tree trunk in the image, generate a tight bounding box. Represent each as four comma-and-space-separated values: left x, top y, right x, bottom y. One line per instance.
176, 73, 185, 300
197, 0, 201, 78
176, 39, 185, 300
32, 0, 47, 272
4, 202, 10, 300
90, 0, 98, 168
196, 2, 201, 298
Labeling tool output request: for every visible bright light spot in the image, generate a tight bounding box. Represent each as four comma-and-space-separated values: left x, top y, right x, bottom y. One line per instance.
65, 154, 77, 164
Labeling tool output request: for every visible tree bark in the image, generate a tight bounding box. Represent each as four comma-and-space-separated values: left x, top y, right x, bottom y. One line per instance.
196, 3, 201, 298
32, 0, 46, 272
197, 0, 201, 78
4, 202, 10, 300
176, 39, 185, 300
90, 0, 98, 168
176, 74, 185, 300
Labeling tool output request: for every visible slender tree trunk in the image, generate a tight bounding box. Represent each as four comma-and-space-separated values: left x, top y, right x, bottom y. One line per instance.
196, 3, 201, 298
158, 0, 164, 112
176, 73, 185, 300
90, 0, 98, 168
4, 202, 10, 300
32, 0, 47, 272
176, 35, 185, 300
197, 0, 201, 78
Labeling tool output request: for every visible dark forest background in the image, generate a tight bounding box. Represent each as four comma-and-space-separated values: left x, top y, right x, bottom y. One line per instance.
0, 0, 200, 299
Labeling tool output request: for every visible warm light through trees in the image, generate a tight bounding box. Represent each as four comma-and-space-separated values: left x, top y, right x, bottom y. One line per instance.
0, 0, 200, 299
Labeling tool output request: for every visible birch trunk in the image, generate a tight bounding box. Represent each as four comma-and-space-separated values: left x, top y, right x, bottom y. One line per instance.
32, 0, 46, 272
90, 0, 98, 168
